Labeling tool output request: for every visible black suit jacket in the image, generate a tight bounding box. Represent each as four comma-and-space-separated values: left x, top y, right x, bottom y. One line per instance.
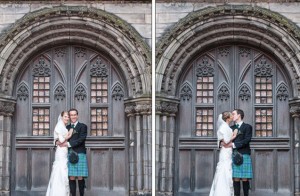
67, 122, 87, 154
231, 122, 252, 155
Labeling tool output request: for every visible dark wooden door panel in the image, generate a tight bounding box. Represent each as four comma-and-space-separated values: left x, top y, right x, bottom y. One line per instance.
14, 137, 127, 195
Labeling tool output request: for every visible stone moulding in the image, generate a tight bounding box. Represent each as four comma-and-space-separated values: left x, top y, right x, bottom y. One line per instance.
0, 6, 151, 98
156, 5, 300, 96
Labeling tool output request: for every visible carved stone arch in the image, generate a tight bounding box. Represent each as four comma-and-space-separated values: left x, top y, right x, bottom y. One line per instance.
217, 82, 230, 101
74, 83, 87, 101
0, 6, 150, 97
238, 83, 251, 101
179, 81, 193, 101
16, 81, 29, 101
111, 81, 125, 101
276, 82, 289, 101
53, 82, 66, 101
156, 5, 300, 96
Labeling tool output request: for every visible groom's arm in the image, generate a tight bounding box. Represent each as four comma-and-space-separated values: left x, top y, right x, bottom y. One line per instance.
233, 124, 252, 149
68, 124, 87, 148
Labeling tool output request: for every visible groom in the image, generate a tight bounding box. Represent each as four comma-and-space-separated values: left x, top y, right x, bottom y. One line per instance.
224, 109, 253, 196
59, 108, 88, 196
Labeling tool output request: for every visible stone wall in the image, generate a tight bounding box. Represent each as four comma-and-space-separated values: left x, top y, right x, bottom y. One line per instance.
156, 2, 300, 41
0, 1, 151, 46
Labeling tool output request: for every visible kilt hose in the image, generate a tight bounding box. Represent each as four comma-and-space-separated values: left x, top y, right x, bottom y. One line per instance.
232, 154, 253, 179
68, 153, 88, 177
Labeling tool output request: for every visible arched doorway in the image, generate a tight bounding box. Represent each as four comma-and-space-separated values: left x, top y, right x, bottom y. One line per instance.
156, 5, 300, 196
0, 6, 151, 196
175, 44, 291, 195
13, 45, 128, 195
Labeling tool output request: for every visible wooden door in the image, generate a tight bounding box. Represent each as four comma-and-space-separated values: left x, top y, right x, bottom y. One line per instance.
12, 45, 128, 196
175, 45, 292, 196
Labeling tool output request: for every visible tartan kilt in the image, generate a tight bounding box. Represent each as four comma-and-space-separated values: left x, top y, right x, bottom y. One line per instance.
232, 154, 253, 179
68, 153, 88, 177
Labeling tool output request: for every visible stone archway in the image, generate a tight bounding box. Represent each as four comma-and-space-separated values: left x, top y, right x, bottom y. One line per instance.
156, 5, 300, 196
0, 6, 151, 97
0, 6, 151, 196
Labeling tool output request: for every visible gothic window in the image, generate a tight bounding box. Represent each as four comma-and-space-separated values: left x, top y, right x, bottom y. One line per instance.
90, 56, 109, 136
90, 57, 108, 103
32, 57, 51, 103
254, 56, 274, 137
32, 56, 51, 136
195, 56, 214, 104
195, 56, 214, 137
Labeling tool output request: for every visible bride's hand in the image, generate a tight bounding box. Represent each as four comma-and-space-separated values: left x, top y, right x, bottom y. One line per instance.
65, 128, 73, 139
69, 128, 74, 136
232, 129, 238, 140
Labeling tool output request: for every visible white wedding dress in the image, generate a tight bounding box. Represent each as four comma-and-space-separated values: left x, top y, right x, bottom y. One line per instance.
46, 116, 69, 196
209, 114, 234, 196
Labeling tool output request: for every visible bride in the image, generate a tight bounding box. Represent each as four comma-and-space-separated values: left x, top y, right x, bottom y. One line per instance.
46, 111, 73, 196
209, 111, 237, 196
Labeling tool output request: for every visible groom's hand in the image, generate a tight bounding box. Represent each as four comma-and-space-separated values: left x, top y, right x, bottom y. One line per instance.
55, 140, 62, 146
223, 142, 233, 148
58, 141, 67, 147
220, 141, 225, 147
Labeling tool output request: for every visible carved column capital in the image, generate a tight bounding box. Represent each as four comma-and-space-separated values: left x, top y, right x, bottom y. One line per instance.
156, 96, 179, 116
124, 97, 151, 116
0, 96, 16, 117
289, 98, 300, 118
135, 104, 151, 114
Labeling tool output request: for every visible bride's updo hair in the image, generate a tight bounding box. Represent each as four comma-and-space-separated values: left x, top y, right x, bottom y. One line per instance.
60, 111, 68, 117
222, 111, 232, 122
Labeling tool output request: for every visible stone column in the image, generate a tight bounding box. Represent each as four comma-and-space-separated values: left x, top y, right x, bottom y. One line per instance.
290, 98, 300, 195
0, 97, 16, 196
125, 97, 151, 196
156, 97, 179, 196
